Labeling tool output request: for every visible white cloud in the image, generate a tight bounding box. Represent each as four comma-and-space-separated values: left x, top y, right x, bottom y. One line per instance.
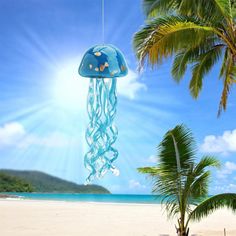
225, 162, 236, 172
0, 122, 78, 149
147, 155, 157, 163
213, 184, 236, 193
217, 161, 236, 179
0, 122, 26, 147
200, 129, 236, 154
129, 179, 146, 190
117, 69, 147, 99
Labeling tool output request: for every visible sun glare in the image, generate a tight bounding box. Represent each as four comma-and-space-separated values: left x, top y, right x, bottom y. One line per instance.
52, 59, 89, 110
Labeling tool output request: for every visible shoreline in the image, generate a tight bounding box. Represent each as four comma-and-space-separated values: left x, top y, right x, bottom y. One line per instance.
0, 199, 235, 236
0, 193, 163, 205
0, 194, 21, 199
0, 198, 165, 206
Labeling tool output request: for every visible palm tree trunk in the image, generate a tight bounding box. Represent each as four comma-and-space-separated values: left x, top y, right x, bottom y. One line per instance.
171, 133, 187, 236
176, 217, 189, 236
180, 218, 186, 236
178, 228, 189, 236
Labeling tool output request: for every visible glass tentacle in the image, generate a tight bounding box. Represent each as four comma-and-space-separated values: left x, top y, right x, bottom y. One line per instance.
84, 78, 119, 183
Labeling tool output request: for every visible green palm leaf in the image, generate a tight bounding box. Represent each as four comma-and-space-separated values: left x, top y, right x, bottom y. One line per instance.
218, 50, 236, 116
190, 171, 210, 200
189, 45, 223, 97
138, 125, 197, 218
137, 166, 160, 175
143, 0, 232, 20
171, 38, 221, 82
143, 0, 178, 16
159, 125, 195, 174
134, 16, 215, 67
188, 157, 220, 201
190, 193, 236, 221
137, 125, 236, 234
193, 156, 221, 175
134, 0, 236, 115
181, 0, 232, 20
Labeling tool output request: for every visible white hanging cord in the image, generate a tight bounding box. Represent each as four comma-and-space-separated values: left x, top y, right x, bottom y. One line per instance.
102, 0, 105, 44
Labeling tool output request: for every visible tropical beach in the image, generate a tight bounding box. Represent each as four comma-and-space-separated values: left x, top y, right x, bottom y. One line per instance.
0, 199, 235, 236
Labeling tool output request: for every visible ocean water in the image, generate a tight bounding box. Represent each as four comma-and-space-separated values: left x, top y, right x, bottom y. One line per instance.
5, 193, 162, 204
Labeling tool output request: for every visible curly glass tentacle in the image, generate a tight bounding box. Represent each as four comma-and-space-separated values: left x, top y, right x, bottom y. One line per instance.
84, 78, 119, 184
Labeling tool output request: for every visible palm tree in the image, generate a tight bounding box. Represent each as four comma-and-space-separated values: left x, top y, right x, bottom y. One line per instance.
138, 124, 236, 236
133, 0, 236, 116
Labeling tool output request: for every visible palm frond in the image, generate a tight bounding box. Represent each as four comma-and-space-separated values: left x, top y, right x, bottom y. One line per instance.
189, 171, 210, 199
213, 0, 232, 19
143, 0, 233, 21
171, 38, 222, 82
156, 125, 197, 213
133, 16, 215, 68
193, 156, 221, 176
218, 52, 236, 116
189, 45, 223, 98
181, 0, 232, 20
143, 0, 178, 17
184, 157, 220, 201
165, 197, 181, 218
171, 47, 203, 82
182, 156, 220, 205
232, 0, 236, 19
137, 167, 160, 175
171, 51, 190, 82
137, 124, 236, 230
190, 193, 236, 221
220, 48, 229, 78
159, 124, 196, 174
137, 125, 198, 218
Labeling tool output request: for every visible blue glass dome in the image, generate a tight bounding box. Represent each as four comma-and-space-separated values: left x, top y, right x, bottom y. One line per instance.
79, 44, 128, 78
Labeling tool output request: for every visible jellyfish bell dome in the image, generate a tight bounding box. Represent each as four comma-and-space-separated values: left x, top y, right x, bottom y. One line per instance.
79, 44, 128, 78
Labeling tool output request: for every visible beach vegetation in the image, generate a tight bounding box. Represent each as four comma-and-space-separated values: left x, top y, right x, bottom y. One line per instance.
0, 170, 110, 194
0, 172, 34, 192
138, 124, 236, 236
133, 0, 236, 116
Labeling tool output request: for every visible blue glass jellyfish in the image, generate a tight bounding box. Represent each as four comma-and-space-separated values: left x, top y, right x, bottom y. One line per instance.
79, 44, 128, 183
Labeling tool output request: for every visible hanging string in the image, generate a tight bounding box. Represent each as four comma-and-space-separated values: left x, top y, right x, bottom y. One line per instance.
102, 0, 105, 44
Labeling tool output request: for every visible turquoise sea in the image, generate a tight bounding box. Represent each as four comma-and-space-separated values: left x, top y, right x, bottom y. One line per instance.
6, 193, 162, 204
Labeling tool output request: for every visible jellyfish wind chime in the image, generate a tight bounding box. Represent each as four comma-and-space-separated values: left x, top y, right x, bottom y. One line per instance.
79, 45, 128, 183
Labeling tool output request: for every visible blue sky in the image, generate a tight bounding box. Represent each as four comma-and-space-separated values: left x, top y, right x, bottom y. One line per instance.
0, 0, 236, 194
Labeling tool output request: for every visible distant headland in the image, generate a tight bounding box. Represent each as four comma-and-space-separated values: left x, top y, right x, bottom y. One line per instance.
0, 169, 110, 194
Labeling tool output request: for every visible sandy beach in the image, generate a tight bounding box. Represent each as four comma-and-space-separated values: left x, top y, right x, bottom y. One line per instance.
0, 199, 235, 236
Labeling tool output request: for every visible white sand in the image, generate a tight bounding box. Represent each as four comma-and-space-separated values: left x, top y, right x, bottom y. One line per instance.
0, 199, 235, 236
